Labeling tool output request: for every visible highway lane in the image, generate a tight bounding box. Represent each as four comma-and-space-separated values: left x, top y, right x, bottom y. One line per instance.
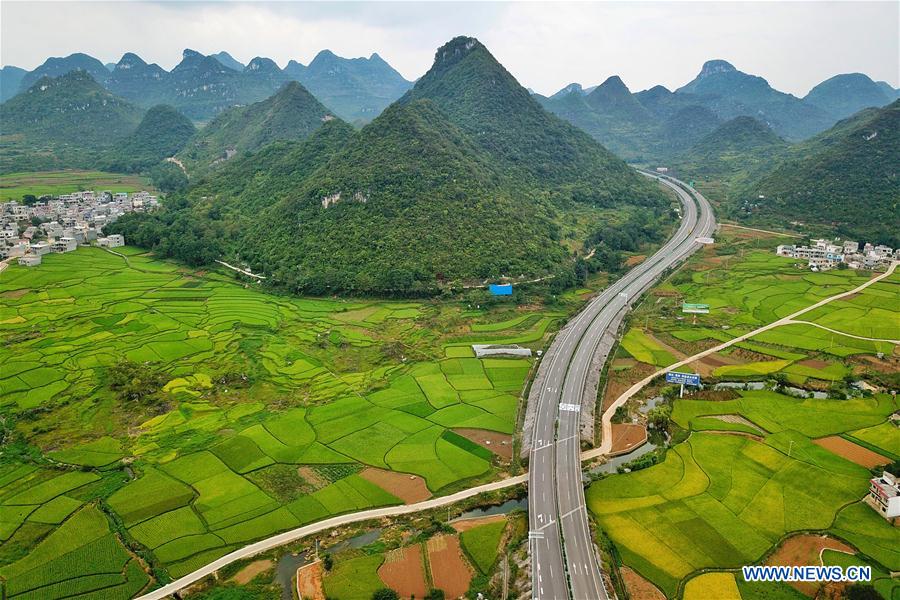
529, 173, 715, 599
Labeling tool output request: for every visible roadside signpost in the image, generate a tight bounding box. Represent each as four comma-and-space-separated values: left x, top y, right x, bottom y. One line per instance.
665, 371, 701, 397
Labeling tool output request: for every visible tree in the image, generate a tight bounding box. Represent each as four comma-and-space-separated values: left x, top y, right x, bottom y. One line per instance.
424, 590, 445, 600
322, 553, 333, 571
844, 584, 884, 600
372, 589, 400, 600
106, 360, 167, 408
647, 406, 672, 430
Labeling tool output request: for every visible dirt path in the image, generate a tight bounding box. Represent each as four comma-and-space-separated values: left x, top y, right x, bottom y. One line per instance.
787, 319, 900, 343
587, 260, 899, 459
719, 223, 803, 238
214, 259, 267, 280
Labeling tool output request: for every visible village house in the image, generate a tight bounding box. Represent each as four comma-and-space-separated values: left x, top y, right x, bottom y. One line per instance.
17, 254, 42, 267
866, 471, 900, 521
776, 237, 894, 271
51, 237, 78, 253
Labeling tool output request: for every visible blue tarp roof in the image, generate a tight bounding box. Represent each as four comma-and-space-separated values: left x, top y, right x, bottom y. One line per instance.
489, 284, 513, 295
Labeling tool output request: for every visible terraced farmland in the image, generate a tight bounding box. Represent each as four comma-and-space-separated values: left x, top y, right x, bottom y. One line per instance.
588, 391, 898, 597
0, 248, 557, 589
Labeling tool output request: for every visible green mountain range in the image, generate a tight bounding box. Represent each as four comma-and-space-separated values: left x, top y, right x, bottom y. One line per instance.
177, 81, 334, 173
671, 116, 788, 184
102, 104, 197, 172
675, 60, 833, 140
9, 49, 412, 123
0, 66, 27, 103
735, 100, 899, 245
0, 71, 143, 172
539, 60, 896, 163
804, 73, 894, 121
17, 53, 111, 91
285, 51, 413, 123
108, 37, 668, 295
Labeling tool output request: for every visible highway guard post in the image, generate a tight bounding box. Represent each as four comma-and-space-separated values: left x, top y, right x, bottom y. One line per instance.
665, 371, 701, 397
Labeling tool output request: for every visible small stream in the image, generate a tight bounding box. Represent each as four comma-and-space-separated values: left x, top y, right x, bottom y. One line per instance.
274, 528, 383, 599
455, 497, 526, 520
589, 440, 660, 475
274, 552, 310, 600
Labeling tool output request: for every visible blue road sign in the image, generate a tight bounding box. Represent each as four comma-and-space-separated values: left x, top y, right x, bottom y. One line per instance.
665, 371, 701, 386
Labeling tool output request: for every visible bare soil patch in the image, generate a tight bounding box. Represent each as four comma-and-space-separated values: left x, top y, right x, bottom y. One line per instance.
719, 223, 785, 240
621, 566, 666, 600
800, 359, 830, 369
612, 358, 637, 369
454, 428, 512, 460
231, 559, 273, 585
625, 255, 647, 267
426, 535, 473, 599
451, 514, 506, 533
379, 545, 427, 600
812, 436, 890, 468
0, 288, 29, 299
602, 362, 656, 412
296, 561, 325, 600
610, 423, 648, 455
644, 332, 688, 360
690, 352, 741, 377
297, 466, 330, 489
766, 534, 854, 596
360, 468, 432, 504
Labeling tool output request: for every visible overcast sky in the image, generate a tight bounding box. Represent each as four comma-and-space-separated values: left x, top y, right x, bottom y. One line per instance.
2, 1, 898, 96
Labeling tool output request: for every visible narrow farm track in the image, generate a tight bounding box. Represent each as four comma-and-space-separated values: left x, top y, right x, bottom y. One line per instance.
786, 319, 900, 344
585, 259, 899, 460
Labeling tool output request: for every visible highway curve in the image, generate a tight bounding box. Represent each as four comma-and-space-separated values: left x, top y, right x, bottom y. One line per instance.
527, 173, 716, 600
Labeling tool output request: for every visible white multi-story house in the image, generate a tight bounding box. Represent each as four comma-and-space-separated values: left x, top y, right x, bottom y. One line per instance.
30, 242, 50, 255
867, 471, 900, 521
18, 254, 42, 267
51, 237, 77, 253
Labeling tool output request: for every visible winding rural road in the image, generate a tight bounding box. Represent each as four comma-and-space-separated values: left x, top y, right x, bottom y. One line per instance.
528, 173, 715, 600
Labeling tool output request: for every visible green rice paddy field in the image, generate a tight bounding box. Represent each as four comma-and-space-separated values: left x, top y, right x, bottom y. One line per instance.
0, 248, 561, 597
0, 171, 152, 202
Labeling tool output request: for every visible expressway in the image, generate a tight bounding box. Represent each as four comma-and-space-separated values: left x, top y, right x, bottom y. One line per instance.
528, 173, 716, 600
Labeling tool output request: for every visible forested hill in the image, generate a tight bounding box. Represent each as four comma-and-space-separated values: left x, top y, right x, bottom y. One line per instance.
399, 36, 664, 206
671, 116, 789, 183
735, 100, 900, 246
102, 104, 197, 172
177, 81, 335, 173
108, 37, 674, 296
0, 71, 144, 172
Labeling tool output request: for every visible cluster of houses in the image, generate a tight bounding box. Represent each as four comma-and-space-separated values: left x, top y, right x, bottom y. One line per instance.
776, 238, 895, 271
0, 190, 154, 267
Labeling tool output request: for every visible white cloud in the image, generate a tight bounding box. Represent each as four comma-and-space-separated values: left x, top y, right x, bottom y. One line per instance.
1, 1, 897, 96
